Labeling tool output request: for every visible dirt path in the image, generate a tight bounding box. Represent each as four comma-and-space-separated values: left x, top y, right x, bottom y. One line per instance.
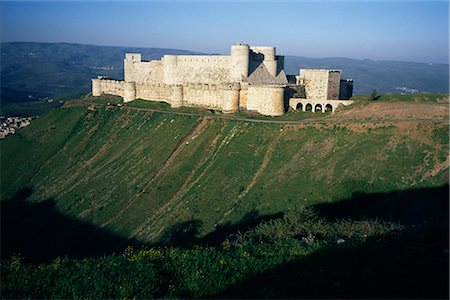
216, 131, 284, 226
101, 117, 211, 228
131, 122, 242, 241
66, 101, 449, 125
127, 121, 225, 239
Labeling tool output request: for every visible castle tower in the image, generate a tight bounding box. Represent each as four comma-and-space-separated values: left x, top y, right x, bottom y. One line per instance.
250, 46, 277, 77
124, 53, 141, 82
123, 82, 136, 102
170, 84, 184, 108
298, 69, 341, 100
230, 44, 250, 82
222, 82, 240, 113
162, 55, 179, 85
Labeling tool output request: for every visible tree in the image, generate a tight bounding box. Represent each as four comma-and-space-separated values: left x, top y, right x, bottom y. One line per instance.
369, 89, 378, 101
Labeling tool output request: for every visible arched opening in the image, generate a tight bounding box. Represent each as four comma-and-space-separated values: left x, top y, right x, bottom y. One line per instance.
315, 104, 323, 113
296, 103, 303, 111
305, 103, 313, 112
325, 104, 333, 113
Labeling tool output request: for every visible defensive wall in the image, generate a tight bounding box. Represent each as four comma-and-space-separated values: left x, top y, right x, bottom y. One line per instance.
92, 78, 286, 115
92, 43, 353, 116
297, 69, 341, 100
123, 44, 284, 86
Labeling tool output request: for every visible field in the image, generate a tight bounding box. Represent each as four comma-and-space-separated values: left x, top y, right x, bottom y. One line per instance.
1, 96, 448, 298
350, 93, 449, 103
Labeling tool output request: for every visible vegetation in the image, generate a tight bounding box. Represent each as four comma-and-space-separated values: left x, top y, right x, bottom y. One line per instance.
2, 103, 448, 241
1, 97, 448, 298
351, 93, 449, 103
0, 100, 64, 117
2, 206, 447, 299
0, 42, 199, 106
79, 95, 327, 121
368, 89, 378, 101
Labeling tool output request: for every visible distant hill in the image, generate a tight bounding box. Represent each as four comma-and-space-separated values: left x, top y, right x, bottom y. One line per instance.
1, 42, 448, 105
0, 42, 199, 104
284, 56, 449, 95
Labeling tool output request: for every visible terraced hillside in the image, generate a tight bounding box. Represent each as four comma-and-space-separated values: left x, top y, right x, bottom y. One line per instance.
1, 99, 448, 260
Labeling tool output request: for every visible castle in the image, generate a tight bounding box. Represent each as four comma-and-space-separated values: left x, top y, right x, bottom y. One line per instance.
92, 43, 353, 116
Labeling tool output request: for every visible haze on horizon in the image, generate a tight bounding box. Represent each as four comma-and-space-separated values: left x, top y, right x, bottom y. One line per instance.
1, 0, 448, 64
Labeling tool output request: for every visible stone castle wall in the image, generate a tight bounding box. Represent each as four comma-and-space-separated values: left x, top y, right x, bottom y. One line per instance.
92, 79, 125, 97
125, 60, 163, 84
327, 71, 340, 100
91, 44, 353, 116
124, 45, 283, 86
167, 56, 231, 84
126, 54, 231, 85
135, 83, 169, 101
298, 69, 341, 100
247, 85, 285, 116
182, 83, 226, 110
92, 78, 285, 116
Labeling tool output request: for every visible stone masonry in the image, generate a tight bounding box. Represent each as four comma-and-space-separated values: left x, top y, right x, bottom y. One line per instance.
92, 43, 353, 116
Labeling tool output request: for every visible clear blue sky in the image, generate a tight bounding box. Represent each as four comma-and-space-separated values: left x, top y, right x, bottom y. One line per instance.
1, 1, 448, 63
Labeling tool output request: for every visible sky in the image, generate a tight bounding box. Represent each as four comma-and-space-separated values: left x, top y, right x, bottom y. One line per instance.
0, 0, 448, 63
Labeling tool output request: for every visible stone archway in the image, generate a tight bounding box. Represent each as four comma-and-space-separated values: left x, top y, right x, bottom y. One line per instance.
296, 103, 303, 111
325, 104, 333, 113
305, 103, 313, 112
315, 104, 323, 113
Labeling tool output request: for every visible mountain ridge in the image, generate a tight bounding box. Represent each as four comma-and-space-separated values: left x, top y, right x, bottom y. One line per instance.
1, 42, 448, 105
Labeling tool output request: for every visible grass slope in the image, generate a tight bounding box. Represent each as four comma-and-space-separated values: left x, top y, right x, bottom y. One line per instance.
1, 99, 448, 298
1, 102, 448, 243
2, 205, 448, 298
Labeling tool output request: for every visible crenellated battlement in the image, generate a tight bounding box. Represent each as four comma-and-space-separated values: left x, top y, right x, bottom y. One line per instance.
91, 43, 353, 116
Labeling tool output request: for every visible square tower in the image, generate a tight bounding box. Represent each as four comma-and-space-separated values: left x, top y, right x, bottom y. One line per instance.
297, 69, 341, 100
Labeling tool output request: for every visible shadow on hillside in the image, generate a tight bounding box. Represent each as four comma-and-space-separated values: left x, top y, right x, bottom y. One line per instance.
157, 210, 283, 247
314, 185, 449, 228
210, 184, 449, 299
213, 228, 449, 299
157, 185, 449, 249
157, 219, 203, 247
1, 187, 144, 263
2, 184, 449, 268
202, 210, 284, 245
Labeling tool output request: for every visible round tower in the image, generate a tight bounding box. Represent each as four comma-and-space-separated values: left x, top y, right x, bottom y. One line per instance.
230, 44, 250, 82
253, 46, 275, 61
222, 82, 240, 113
260, 47, 277, 77
170, 85, 184, 108
123, 82, 136, 103
264, 60, 278, 77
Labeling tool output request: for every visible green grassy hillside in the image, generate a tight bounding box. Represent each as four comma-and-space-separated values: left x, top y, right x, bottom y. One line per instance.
1, 102, 448, 241
1, 100, 448, 298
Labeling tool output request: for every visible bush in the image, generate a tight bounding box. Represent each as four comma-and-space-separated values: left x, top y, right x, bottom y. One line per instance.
238, 207, 403, 244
